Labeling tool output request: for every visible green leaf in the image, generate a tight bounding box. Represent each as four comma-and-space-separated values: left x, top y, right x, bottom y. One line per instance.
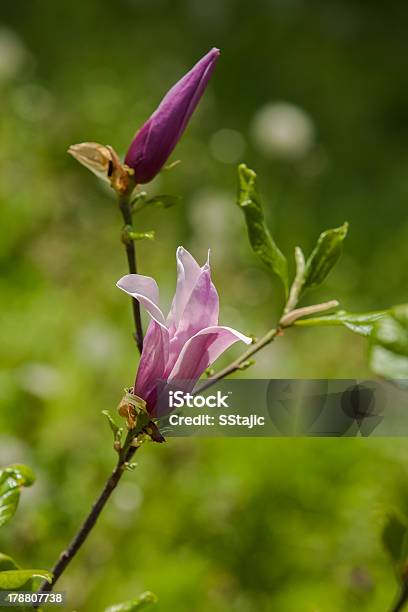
3, 465, 35, 488
0, 570, 52, 590
123, 226, 155, 243
369, 305, 408, 379
0, 553, 19, 572
132, 192, 180, 213
237, 164, 288, 297
146, 195, 180, 209
370, 347, 408, 380
0, 465, 35, 528
0, 486, 19, 530
102, 410, 120, 437
0, 556, 36, 598
102, 410, 123, 451
104, 591, 158, 612
372, 305, 408, 355
303, 222, 348, 291
129, 230, 155, 241
294, 309, 388, 337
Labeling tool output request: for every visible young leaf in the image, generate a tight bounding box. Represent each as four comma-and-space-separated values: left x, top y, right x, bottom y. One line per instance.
102, 410, 123, 452
303, 222, 348, 291
146, 195, 180, 209
3, 465, 35, 488
369, 305, 408, 379
0, 553, 19, 572
0, 484, 20, 529
122, 226, 155, 243
0, 465, 35, 528
0, 555, 37, 596
104, 591, 158, 612
0, 569, 52, 590
129, 231, 155, 241
237, 164, 288, 297
294, 309, 388, 337
132, 193, 180, 213
102, 410, 120, 437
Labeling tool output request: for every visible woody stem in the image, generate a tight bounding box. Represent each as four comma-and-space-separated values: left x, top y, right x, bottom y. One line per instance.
37, 439, 137, 596
118, 193, 144, 354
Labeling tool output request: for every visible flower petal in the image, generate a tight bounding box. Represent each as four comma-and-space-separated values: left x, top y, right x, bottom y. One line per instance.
166, 247, 202, 334
134, 319, 169, 411
177, 263, 219, 333
167, 325, 252, 386
166, 264, 220, 375
116, 274, 165, 326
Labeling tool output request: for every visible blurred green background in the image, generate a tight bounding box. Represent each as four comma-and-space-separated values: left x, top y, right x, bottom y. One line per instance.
1, 1, 408, 610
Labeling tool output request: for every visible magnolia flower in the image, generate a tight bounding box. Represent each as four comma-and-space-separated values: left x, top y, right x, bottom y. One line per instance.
69, 48, 220, 192
117, 247, 251, 415
125, 48, 220, 184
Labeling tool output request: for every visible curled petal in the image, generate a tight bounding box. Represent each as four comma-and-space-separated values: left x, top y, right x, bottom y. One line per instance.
167, 325, 252, 387
116, 274, 165, 326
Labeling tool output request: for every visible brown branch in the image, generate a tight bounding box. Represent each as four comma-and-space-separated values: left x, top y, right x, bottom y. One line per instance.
37, 442, 138, 596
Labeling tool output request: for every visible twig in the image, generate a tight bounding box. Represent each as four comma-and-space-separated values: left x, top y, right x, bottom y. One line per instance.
196, 326, 281, 393
280, 300, 339, 327
118, 193, 144, 354
37, 439, 138, 595
197, 297, 339, 393
283, 246, 305, 314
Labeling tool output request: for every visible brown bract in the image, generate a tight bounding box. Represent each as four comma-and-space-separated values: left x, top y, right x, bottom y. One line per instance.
68, 142, 135, 194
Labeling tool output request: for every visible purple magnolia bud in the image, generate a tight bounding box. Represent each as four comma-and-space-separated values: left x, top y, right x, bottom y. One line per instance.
125, 48, 220, 184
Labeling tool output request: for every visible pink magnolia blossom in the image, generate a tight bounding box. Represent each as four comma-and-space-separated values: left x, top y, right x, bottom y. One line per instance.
117, 247, 251, 415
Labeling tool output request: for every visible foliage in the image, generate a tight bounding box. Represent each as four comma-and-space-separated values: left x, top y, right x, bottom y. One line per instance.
370, 305, 408, 379
0, 465, 35, 528
237, 164, 288, 298
302, 223, 348, 291
104, 592, 158, 612
294, 310, 388, 337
